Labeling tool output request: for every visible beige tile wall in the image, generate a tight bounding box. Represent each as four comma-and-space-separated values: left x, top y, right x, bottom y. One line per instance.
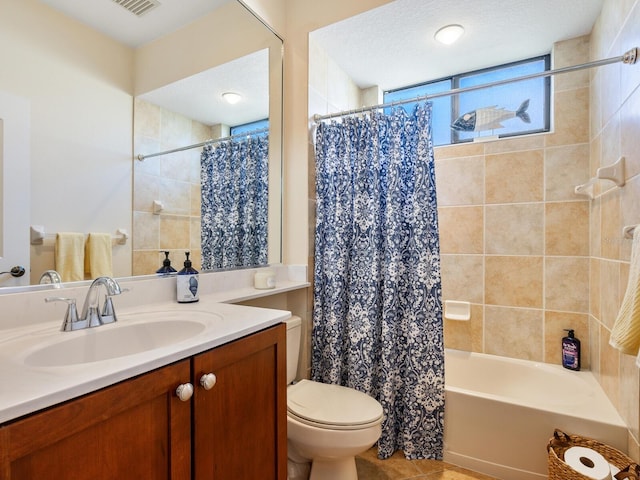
440, 0, 640, 457
588, 0, 640, 460
439, 37, 592, 367
132, 98, 207, 275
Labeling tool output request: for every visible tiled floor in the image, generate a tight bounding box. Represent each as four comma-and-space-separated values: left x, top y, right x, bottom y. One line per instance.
355, 448, 498, 480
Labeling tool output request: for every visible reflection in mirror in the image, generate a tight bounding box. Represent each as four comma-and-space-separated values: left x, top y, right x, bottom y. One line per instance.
133, 46, 274, 274
0, 118, 3, 254
132, 0, 284, 277
0, 0, 282, 290
200, 132, 269, 270
0, 91, 31, 289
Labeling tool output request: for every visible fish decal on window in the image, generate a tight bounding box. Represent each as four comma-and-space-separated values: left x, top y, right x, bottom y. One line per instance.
451, 99, 531, 132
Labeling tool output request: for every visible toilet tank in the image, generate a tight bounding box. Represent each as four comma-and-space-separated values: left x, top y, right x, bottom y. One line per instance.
284, 316, 302, 384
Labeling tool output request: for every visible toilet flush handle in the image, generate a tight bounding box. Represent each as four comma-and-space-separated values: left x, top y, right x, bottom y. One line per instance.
200, 373, 217, 390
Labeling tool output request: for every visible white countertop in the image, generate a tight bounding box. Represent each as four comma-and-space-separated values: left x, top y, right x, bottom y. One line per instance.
0, 295, 292, 424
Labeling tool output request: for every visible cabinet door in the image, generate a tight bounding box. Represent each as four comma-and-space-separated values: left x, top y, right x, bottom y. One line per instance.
193, 324, 287, 480
0, 360, 192, 480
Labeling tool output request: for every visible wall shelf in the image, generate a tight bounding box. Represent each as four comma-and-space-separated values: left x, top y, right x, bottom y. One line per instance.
574, 156, 625, 199
623, 225, 638, 239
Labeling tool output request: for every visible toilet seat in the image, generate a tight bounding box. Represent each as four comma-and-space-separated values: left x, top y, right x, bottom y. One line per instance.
287, 379, 383, 431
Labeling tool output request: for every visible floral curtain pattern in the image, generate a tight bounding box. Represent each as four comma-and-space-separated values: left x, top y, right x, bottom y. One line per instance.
312, 103, 444, 459
200, 134, 268, 270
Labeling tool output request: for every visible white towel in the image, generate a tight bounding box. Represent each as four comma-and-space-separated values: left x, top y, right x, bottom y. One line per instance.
84, 233, 113, 278
609, 228, 640, 356
55, 232, 85, 282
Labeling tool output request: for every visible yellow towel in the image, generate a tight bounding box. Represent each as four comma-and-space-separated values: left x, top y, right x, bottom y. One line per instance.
84, 233, 113, 278
55, 232, 85, 282
610, 228, 640, 355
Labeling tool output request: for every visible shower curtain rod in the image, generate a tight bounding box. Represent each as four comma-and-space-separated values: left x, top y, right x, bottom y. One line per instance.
313, 47, 638, 123
136, 126, 269, 161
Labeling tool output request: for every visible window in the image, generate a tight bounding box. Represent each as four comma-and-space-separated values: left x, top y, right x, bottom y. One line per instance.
384, 55, 550, 146
230, 118, 269, 136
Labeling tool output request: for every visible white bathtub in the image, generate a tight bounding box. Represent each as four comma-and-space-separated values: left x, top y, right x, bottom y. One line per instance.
443, 349, 628, 480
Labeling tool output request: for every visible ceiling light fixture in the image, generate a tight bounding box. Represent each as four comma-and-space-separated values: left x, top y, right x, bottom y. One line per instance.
222, 92, 242, 105
434, 24, 465, 45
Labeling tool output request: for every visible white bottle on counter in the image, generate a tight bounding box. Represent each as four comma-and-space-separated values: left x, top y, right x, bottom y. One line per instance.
254, 269, 276, 289
177, 252, 199, 303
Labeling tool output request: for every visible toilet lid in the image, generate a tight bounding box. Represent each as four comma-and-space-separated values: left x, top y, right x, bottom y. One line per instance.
287, 379, 383, 428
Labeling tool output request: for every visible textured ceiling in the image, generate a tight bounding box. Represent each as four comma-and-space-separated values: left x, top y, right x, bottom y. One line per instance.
311, 0, 605, 91
138, 49, 269, 127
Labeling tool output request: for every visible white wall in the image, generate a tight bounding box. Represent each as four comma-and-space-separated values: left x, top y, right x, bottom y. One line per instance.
134, 1, 279, 96
241, 0, 286, 38
280, 0, 394, 268
0, 0, 134, 283
0, 92, 30, 286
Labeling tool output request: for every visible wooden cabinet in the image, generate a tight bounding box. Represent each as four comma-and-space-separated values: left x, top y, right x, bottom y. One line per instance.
193, 323, 287, 480
0, 324, 286, 480
0, 360, 192, 480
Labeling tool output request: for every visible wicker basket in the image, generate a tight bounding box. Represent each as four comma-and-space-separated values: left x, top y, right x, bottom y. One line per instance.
548, 429, 640, 480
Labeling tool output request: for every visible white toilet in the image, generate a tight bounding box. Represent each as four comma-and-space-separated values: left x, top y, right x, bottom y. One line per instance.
285, 316, 383, 480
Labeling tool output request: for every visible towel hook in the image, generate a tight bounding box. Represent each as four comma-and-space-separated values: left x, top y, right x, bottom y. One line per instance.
0, 266, 26, 278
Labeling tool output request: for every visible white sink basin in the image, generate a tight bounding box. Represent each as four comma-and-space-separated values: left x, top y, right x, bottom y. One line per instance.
22, 310, 221, 367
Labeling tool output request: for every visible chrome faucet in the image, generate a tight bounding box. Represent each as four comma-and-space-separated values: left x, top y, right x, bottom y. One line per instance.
39, 270, 62, 287
45, 276, 123, 331
80, 276, 122, 328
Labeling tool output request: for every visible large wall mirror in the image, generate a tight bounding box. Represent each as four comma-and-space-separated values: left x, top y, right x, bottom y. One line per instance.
0, 0, 282, 290
132, 0, 282, 276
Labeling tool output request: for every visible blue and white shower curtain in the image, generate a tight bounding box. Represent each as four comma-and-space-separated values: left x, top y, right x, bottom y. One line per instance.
312, 103, 444, 460
200, 134, 268, 270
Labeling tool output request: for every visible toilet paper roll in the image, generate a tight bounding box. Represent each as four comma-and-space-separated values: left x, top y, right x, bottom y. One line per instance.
610, 464, 620, 478
564, 446, 612, 480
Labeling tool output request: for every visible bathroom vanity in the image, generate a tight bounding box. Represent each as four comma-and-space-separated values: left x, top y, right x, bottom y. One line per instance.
0, 296, 292, 479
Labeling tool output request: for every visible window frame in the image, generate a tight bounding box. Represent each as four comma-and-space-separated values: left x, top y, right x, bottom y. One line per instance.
384, 54, 551, 146
229, 118, 270, 137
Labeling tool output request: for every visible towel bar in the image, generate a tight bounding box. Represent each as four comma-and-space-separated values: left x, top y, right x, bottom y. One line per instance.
30, 226, 129, 246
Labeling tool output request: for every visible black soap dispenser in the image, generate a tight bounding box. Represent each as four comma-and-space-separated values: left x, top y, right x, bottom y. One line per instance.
177, 251, 199, 303
562, 329, 581, 371
156, 251, 177, 275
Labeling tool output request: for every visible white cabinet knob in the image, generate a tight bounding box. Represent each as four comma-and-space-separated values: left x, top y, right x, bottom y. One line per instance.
175, 383, 194, 401
200, 373, 217, 390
